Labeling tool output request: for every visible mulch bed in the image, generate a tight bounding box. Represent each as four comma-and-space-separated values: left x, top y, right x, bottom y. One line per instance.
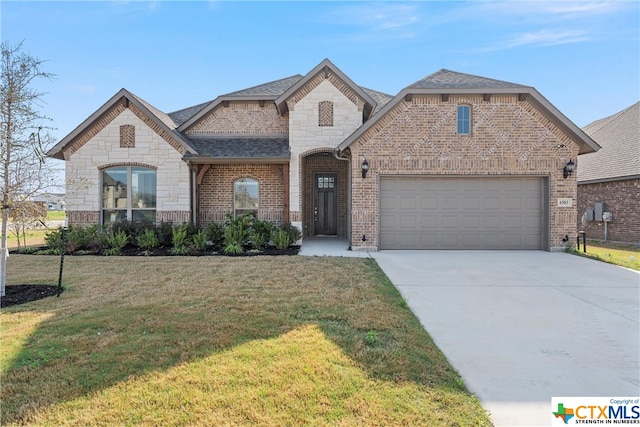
1, 285, 63, 308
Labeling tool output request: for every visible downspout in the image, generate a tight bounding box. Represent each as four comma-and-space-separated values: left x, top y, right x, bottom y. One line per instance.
334, 149, 352, 250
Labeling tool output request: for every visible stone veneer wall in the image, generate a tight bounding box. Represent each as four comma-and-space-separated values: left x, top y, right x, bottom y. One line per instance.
302, 152, 348, 238
577, 178, 640, 244
65, 108, 191, 226
348, 95, 580, 251
288, 79, 364, 228
198, 164, 286, 224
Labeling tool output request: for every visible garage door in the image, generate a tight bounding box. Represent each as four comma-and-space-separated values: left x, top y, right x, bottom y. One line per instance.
380, 177, 545, 250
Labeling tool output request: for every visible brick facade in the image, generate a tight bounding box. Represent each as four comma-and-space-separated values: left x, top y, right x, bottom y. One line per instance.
198, 164, 287, 225
577, 178, 640, 244
185, 102, 288, 135
348, 95, 580, 251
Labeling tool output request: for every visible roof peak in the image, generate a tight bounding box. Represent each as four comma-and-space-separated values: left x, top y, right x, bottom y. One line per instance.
409, 69, 529, 90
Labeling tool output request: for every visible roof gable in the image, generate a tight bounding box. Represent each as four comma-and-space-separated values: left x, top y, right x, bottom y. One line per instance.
177, 76, 303, 132
338, 69, 600, 155
578, 102, 640, 183
274, 59, 377, 118
47, 89, 196, 160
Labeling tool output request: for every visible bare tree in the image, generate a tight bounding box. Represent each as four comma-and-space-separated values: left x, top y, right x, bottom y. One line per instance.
1, 41, 56, 296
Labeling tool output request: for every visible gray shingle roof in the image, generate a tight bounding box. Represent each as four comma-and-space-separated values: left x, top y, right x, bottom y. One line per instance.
184, 136, 290, 160
223, 75, 303, 97
409, 69, 529, 90
168, 102, 210, 127
129, 92, 178, 129
361, 87, 393, 115
578, 102, 640, 183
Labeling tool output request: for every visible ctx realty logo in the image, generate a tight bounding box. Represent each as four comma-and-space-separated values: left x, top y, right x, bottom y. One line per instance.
552, 397, 640, 425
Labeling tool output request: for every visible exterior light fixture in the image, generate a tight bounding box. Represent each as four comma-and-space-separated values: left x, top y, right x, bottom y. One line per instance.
563, 159, 575, 179
361, 158, 369, 178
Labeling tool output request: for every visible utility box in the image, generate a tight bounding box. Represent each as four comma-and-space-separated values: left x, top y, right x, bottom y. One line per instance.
595, 202, 605, 221
585, 208, 595, 221
603, 212, 612, 222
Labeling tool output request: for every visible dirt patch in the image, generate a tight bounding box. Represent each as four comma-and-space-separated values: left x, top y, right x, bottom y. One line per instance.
1, 285, 63, 308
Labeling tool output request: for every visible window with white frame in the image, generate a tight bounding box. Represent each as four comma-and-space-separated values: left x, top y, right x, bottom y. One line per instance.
234, 178, 259, 218
102, 166, 156, 224
457, 105, 471, 135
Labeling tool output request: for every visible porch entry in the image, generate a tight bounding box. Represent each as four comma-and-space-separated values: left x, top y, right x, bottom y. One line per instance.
314, 173, 338, 235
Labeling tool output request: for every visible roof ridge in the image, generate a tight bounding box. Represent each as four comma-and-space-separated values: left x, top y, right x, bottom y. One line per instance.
223, 74, 303, 97
409, 68, 529, 90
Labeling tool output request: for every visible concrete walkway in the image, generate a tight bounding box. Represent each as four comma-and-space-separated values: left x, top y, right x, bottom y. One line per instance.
370, 250, 640, 426
298, 237, 370, 258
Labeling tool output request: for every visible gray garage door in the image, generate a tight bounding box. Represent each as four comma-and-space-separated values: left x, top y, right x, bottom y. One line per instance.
380, 177, 545, 250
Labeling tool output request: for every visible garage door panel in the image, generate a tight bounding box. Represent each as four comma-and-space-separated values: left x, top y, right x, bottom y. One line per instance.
380, 177, 544, 250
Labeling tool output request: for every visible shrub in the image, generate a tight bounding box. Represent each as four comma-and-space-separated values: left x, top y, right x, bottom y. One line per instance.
273, 229, 291, 250
136, 228, 159, 254
170, 224, 191, 255
223, 213, 251, 253
103, 230, 129, 256
279, 222, 301, 245
204, 221, 224, 247
250, 219, 274, 249
157, 221, 173, 246
44, 228, 64, 254
192, 230, 207, 251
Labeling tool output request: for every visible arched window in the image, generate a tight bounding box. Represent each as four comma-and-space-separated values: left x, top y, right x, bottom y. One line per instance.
457, 105, 471, 135
318, 101, 334, 127
102, 166, 156, 224
234, 178, 259, 218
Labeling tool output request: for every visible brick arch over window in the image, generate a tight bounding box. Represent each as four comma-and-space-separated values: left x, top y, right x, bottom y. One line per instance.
99, 162, 157, 170
318, 101, 334, 127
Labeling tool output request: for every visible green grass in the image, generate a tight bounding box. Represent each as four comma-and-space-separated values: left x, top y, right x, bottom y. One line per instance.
46, 211, 66, 221
0, 255, 490, 426
570, 240, 640, 270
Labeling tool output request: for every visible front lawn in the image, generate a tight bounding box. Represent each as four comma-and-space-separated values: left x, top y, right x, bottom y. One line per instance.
0, 255, 491, 426
570, 240, 640, 270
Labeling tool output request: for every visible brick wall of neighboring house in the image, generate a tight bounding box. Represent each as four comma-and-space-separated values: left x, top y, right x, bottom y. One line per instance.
65, 108, 191, 226
348, 95, 580, 251
288, 79, 365, 229
198, 164, 286, 225
302, 152, 349, 238
577, 178, 640, 244
185, 102, 288, 135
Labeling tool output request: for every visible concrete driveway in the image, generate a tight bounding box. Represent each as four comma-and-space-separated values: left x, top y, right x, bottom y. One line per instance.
370, 250, 640, 427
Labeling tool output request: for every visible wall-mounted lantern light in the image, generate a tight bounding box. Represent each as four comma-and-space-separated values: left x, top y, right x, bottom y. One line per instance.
563, 159, 575, 179
361, 158, 369, 178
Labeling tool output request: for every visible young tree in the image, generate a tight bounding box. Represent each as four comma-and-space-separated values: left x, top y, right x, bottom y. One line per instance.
1, 41, 56, 296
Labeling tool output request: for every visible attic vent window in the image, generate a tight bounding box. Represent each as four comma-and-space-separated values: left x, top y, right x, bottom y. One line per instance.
318, 101, 334, 127
120, 125, 135, 148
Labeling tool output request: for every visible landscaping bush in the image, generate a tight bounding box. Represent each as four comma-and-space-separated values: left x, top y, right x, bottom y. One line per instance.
204, 221, 224, 247
250, 218, 274, 249
170, 223, 191, 255
136, 228, 159, 255
102, 230, 129, 256
192, 230, 208, 251
279, 222, 301, 245
157, 221, 174, 246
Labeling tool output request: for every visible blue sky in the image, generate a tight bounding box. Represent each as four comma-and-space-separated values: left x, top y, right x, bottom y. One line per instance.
2, 0, 639, 186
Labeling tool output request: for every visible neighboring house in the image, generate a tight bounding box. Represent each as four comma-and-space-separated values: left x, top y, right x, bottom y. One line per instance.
47, 59, 599, 251
33, 192, 66, 211
577, 102, 640, 244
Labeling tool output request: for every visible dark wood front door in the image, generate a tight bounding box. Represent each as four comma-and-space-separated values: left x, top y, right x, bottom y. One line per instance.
314, 173, 337, 235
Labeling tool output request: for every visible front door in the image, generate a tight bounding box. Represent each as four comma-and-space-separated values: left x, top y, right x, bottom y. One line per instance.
314, 173, 337, 235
